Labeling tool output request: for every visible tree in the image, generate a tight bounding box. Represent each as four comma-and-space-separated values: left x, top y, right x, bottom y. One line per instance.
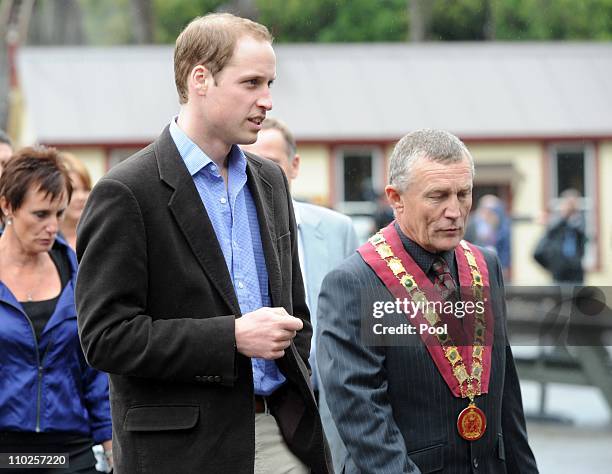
153, 0, 225, 43
257, 0, 407, 43
27, 0, 85, 45
428, 0, 491, 41
60, 0, 612, 45
410, 0, 431, 42
494, 0, 612, 40
80, 0, 132, 44
130, 0, 155, 44
319, 0, 407, 42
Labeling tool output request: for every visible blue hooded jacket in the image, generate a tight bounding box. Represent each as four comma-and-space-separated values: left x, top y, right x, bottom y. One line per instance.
0, 235, 112, 443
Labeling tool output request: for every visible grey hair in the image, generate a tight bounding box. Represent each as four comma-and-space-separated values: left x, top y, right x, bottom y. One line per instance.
388, 129, 475, 192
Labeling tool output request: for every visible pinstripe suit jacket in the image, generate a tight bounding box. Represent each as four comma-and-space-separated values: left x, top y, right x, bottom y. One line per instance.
316, 247, 538, 474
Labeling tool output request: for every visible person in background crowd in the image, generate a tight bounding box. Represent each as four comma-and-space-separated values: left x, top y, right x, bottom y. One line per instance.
464, 194, 511, 279
0, 147, 112, 473
317, 129, 538, 473
534, 188, 586, 284
0, 129, 13, 176
59, 153, 92, 250
76, 13, 330, 474
243, 117, 358, 472
372, 191, 395, 232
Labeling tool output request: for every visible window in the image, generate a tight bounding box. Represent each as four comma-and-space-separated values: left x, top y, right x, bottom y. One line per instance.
335, 147, 384, 213
343, 152, 373, 202
549, 143, 596, 267
555, 149, 586, 196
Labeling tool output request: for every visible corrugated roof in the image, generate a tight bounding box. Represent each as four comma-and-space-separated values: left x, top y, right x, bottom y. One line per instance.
17, 42, 612, 143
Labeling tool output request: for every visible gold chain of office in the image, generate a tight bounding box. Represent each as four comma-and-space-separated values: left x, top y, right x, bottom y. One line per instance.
369, 232, 487, 401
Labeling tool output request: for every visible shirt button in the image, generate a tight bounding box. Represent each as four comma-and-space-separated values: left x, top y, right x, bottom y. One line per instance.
237, 281, 244, 289
210, 165, 217, 172
220, 197, 227, 204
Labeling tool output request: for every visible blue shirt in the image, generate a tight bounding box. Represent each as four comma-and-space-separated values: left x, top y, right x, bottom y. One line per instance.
169, 119, 286, 396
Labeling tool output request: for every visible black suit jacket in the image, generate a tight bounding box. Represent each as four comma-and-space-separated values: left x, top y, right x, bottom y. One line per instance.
317, 246, 538, 474
76, 127, 331, 473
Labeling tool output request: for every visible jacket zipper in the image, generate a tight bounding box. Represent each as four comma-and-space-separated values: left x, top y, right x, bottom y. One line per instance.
23, 314, 51, 433
37, 342, 53, 432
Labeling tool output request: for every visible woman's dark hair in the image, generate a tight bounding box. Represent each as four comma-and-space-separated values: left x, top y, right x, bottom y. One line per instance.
0, 146, 73, 223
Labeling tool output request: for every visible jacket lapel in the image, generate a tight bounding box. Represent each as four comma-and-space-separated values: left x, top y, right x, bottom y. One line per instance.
244, 152, 282, 307
154, 127, 241, 316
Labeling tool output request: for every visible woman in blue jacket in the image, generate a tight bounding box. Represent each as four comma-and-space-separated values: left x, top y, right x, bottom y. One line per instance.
0, 147, 112, 473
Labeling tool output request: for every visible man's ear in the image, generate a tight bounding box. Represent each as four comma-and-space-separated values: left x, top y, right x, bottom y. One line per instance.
385, 185, 403, 212
289, 154, 300, 180
190, 65, 211, 97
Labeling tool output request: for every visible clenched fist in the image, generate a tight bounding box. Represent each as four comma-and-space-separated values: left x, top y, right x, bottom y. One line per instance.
235, 307, 303, 359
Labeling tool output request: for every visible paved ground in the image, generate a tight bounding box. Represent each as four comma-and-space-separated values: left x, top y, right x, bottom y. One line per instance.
521, 380, 612, 473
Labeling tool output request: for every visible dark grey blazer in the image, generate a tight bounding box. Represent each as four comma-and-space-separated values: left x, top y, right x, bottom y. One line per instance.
76, 127, 331, 473
317, 247, 538, 474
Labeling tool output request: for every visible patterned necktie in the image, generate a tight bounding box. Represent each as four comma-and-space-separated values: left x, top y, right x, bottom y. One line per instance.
431, 257, 457, 301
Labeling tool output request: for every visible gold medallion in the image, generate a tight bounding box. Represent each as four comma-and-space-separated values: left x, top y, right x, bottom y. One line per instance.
457, 403, 487, 441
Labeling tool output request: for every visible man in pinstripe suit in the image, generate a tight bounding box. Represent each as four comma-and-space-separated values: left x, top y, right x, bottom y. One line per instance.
317, 130, 538, 473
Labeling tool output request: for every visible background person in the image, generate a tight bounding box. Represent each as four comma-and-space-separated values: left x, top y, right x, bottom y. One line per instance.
59, 153, 92, 250
0, 129, 12, 176
464, 194, 512, 279
0, 147, 112, 473
533, 188, 586, 284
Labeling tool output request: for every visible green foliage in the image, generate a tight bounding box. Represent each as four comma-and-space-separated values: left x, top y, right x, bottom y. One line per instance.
79, 0, 133, 45
422, 0, 612, 41
79, 0, 223, 45
77, 0, 612, 44
320, 0, 408, 42
256, 0, 340, 42
494, 0, 612, 40
257, 0, 407, 42
154, 0, 225, 43
429, 0, 490, 40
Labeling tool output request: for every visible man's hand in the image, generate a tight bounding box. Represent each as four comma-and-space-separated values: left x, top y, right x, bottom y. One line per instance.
235, 307, 303, 359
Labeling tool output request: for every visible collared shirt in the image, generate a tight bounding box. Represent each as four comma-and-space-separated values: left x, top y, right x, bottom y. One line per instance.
394, 222, 459, 284
169, 118, 285, 396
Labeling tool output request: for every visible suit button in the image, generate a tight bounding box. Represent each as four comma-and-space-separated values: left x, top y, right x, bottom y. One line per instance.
214, 376, 221, 383
473, 457, 479, 468
195, 376, 202, 381
207, 376, 215, 382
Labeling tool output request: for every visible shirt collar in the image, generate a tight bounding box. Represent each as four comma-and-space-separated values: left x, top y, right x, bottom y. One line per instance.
394, 222, 456, 277
169, 117, 246, 177
292, 199, 302, 227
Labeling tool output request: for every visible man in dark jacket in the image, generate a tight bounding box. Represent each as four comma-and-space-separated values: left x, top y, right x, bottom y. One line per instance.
535, 189, 586, 284
76, 13, 330, 474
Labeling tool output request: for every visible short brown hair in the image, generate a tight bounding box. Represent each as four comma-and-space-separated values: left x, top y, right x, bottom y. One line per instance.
0, 146, 73, 223
262, 117, 297, 161
62, 152, 92, 191
174, 13, 273, 104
